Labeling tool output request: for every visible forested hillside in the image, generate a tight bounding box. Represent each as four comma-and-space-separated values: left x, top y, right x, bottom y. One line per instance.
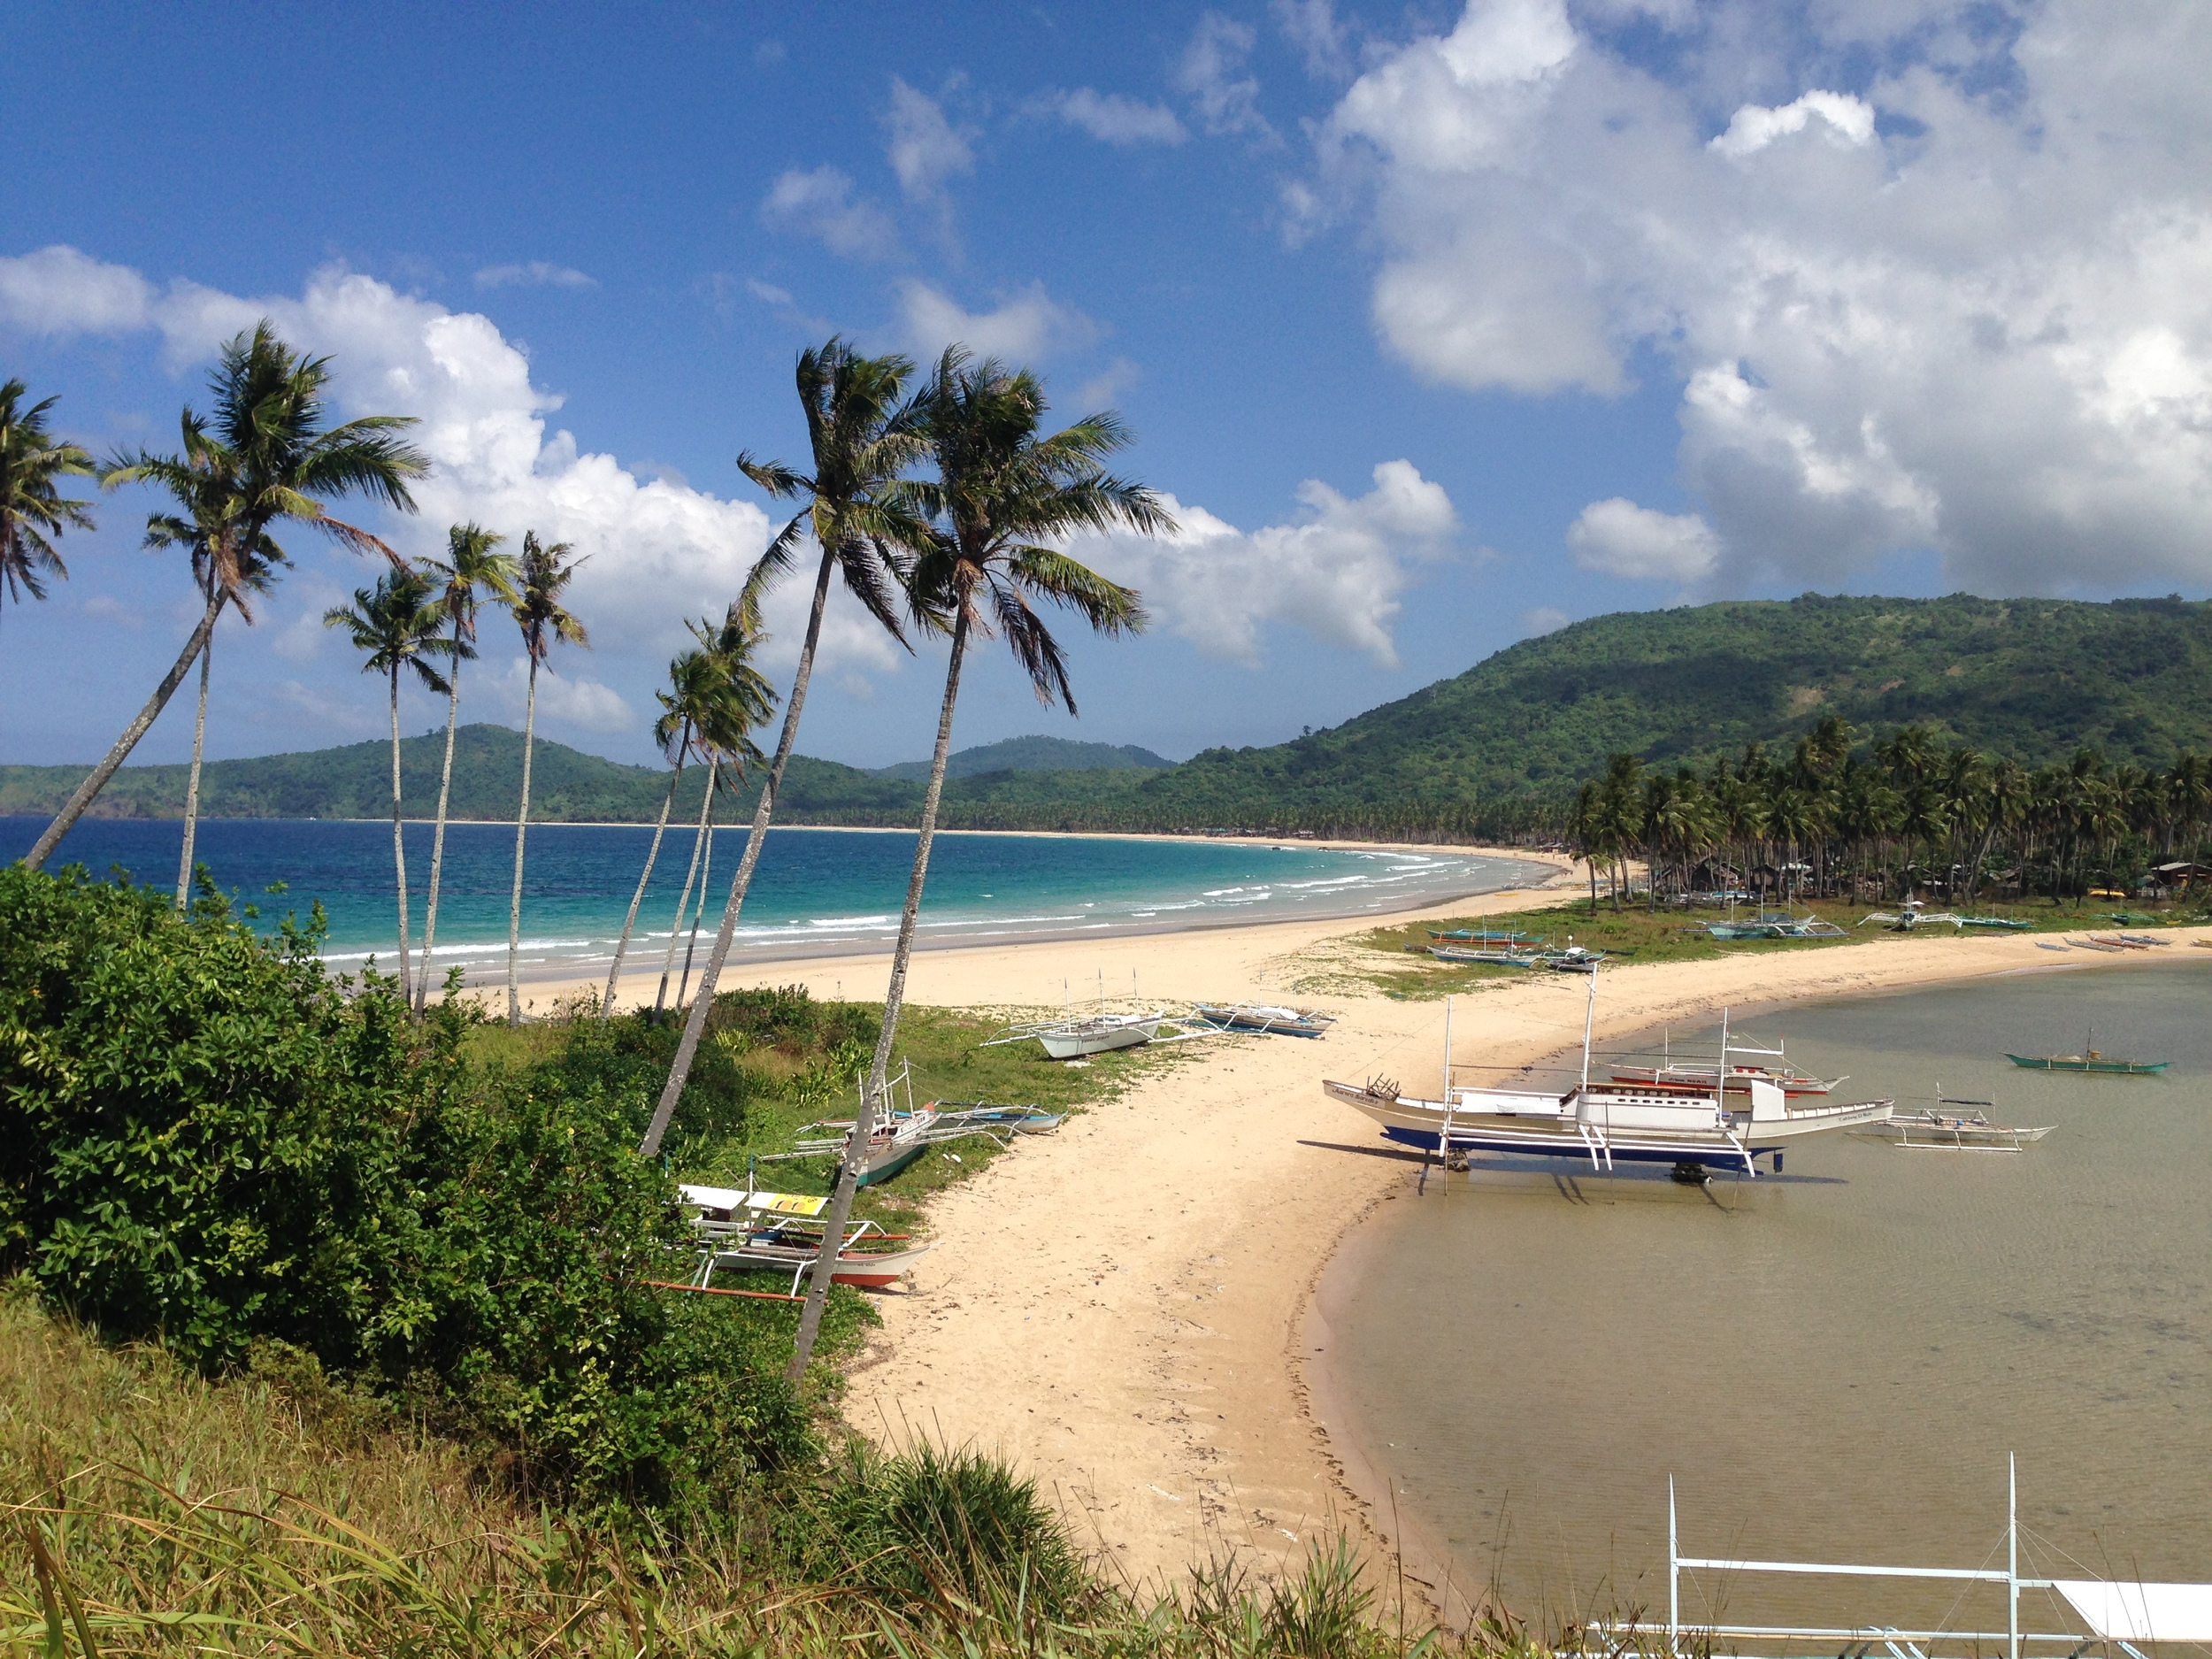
11, 595, 2210, 840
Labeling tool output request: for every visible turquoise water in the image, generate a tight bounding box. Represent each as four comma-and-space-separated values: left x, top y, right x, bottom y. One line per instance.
1317, 959, 2212, 1637
3, 816, 1548, 978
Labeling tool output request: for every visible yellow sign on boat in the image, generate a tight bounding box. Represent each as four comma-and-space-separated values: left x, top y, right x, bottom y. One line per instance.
744, 1191, 828, 1217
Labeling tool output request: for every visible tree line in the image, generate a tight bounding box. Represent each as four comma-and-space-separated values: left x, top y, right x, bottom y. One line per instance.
6, 331, 1174, 1379
1564, 713, 2212, 910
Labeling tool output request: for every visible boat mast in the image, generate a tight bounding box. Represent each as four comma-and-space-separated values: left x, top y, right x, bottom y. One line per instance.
1442, 994, 1455, 1100
1579, 967, 1597, 1087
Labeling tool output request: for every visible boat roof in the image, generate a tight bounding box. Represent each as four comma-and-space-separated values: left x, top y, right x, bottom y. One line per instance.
2055, 1579, 2212, 1641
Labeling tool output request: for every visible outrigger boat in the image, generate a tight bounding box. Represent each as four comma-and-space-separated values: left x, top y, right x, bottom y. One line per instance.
1609, 1018, 1842, 1096
677, 1185, 935, 1293
1191, 1002, 1336, 1038
1324, 974, 1893, 1178
1853, 1096, 2054, 1150
2008, 1025, 2169, 1073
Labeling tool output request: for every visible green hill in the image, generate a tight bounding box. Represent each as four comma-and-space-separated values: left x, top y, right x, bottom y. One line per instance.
10, 595, 2211, 840
870, 733, 1170, 782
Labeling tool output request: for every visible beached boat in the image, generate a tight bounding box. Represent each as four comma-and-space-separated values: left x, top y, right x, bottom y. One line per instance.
1325, 979, 1892, 1176
1428, 926, 1542, 945
1547, 945, 1608, 972
1428, 944, 1546, 966
1701, 912, 1847, 940
1852, 1100, 2055, 1150
1192, 1002, 1336, 1038
678, 1185, 935, 1292
2007, 1050, 2168, 1074
1033, 1012, 1163, 1058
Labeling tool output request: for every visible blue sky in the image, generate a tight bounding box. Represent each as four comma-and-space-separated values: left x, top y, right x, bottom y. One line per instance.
4, 1, 2208, 772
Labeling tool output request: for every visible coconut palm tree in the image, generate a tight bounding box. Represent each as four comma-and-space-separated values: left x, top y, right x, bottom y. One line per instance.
27, 325, 427, 872
601, 645, 727, 1020
785, 348, 1171, 1379
640, 339, 930, 1155
653, 602, 778, 1013
0, 378, 96, 621
416, 524, 518, 1011
324, 567, 452, 998
503, 532, 588, 1025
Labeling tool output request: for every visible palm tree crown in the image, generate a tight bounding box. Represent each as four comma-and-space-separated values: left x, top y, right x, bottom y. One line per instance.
424, 521, 518, 653
511, 531, 588, 661
0, 378, 96, 610
323, 567, 453, 695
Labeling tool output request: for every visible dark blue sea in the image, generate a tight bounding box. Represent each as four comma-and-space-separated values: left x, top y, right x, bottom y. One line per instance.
3, 816, 1548, 979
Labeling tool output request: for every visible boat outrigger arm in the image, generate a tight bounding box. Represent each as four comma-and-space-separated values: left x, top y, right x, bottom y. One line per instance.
1324, 970, 1894, 1176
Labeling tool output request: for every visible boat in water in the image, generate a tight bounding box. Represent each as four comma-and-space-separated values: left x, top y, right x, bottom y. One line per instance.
1852, 1098, 2054, 1150
2007, 1050, 2169, 1074
1325, 977, 1893, 1177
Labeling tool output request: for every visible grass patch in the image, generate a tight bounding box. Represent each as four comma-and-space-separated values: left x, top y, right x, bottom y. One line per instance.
1338, 895, 2197, 1000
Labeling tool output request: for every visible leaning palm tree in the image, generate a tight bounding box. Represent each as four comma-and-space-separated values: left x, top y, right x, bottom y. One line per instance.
503, 533, 588, 1025
416, 524, 518, 1010
0, 378, 96, 624
654, 603, 778, 1012
601, 646, 727, 1019
324, 567, 453, 999
26, 325, 427, 872
784, 349, 1172, 1379
640, 339, 929, 1154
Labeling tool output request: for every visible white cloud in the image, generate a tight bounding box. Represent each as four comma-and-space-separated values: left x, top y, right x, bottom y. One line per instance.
1566, 499, 1720, 582
1077, 459, 1456, 666
2, 248, 912, 736
759, 166, 902, 261
1275, 0, 1352, 81
895, 279, 1101, 364
1306, 0, 2212, 594
0, 244, 155, 335
473, 261, 597, 290
1030, 87, 1187, 146
885, 78, 975, 203
80, 593, 146, 630
1176, 14, 1275, 140
1518, 605, 1570, 636
1076, 356, 1142, 409
490, 658, 635, 733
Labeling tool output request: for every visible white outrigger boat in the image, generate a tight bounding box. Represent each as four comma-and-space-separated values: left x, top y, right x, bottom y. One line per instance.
1609, 1017, 1843, 1096
1852, 1095, 2054, 1150
1324, 975, 1893, 1178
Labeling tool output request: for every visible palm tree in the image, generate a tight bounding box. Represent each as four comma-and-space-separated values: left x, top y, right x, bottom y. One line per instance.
640, 339, 929, 1155
26, 324, 427, 872
416, 524, 518, 1011
0, 378, 96, 622
324, 567, 452, 998
601, 645, 727, 1019
654, 602, 777, 1013
503, 533, 588, 1025
785, 348, 1171, 1379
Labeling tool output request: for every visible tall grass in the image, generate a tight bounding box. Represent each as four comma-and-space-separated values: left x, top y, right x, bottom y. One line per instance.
0, 1294, 1586, 1656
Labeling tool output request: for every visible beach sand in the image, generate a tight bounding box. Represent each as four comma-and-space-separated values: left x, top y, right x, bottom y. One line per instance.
487, 879, 2208, 1599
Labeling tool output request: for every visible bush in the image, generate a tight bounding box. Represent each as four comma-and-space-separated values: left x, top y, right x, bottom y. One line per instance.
0, 863, 813, 1516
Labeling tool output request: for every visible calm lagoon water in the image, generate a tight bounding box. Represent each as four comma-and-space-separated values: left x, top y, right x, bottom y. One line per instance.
1316, 960, 2212, 1637
2, 816, 1549, 978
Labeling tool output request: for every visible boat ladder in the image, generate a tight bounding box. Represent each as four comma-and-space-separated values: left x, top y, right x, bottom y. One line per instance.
1577, 1120, 1615, 1171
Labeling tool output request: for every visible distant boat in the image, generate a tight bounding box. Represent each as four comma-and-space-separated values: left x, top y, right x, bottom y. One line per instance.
1429, 944, 1546, 966
2007, 1051, 2168, 1074
1854, 1099, 2054, 1150
1428, 926, 1542, 944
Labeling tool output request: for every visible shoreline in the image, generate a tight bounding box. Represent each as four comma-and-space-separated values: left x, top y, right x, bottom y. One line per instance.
731, 904, 2211, 1601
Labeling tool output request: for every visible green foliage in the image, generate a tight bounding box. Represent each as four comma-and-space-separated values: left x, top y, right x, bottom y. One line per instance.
0, 862, 813, 1516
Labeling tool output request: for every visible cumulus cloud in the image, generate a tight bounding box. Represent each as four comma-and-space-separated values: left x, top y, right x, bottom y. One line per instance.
1517, 605, 1570, 636
1305, 0, 2212, 594
1077, 460, 1457, 667
1566, 499, 1720, 582
1275, 0, 1353, 81
1176, 14, 1275, 140
1029, 88, 1187, 145
895, 279, 1101, 363
490, 658, 634, 733
885, 78, 975, 204
0, 248, 911, 735
759, 165, 902, 261
0, 244, 155, 335
473, 261, 596, 290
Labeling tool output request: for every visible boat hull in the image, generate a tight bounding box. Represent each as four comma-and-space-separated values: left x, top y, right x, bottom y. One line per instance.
2005, 1055, 2168, 1074
1038, 1019, 1159, 1059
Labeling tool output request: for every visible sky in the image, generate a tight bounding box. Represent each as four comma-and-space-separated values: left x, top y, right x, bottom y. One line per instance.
4, 0, 2210, 772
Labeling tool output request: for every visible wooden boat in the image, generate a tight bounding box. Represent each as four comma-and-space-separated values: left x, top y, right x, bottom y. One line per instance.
1428, 926, 1541, 945
1429, 944, 1545, 966
1610, 1062, 1840, 1097
1547, 945, 1608, 972
678, 1185, 935, 1291
2086, 934, 2152, 950
1852, 1100, 2054, 1150
1033, 1012, 1162, 1058
2007, 1051, 2168, 1074
1192, 1002, 1336, 1038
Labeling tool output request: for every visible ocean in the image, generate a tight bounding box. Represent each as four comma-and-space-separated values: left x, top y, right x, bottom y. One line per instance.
1314, 958, 2212, 1635
2, 815, 1552, 979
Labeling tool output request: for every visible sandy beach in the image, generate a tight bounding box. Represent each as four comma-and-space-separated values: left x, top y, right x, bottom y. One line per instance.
500, 875, 2209, 1600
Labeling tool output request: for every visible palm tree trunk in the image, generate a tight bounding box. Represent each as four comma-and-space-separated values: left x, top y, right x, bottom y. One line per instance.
26, 587, 224, 872
641, 550, 837, 1156
173, 596, 216, 910
657, 759, 718, 1013
675, 766, 719, 1010
787, 609, 970, 1382
388, 663, 413, 999
417, 632, 465, 1014
505, 658, 540, 1027
601, 738, 687, 1020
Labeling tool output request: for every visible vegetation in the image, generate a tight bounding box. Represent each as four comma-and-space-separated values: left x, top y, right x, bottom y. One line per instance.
504, 532, 590, 1025
1562, 715, 2212, 908
26, 324, 430, 872
0, 377, 96, 618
